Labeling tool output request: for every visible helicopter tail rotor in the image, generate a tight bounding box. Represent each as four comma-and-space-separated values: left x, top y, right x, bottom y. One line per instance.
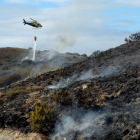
23, 19, 26, 25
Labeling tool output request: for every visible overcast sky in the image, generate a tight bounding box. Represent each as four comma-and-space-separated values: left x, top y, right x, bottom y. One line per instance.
0, 0, 140, 55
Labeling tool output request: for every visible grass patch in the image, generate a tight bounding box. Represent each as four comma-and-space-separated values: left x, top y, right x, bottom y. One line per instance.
27, 86, 42, 93
6, 86, 26, 96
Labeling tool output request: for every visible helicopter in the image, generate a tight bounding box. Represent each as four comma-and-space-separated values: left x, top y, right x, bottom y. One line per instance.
23, 18, 43, 28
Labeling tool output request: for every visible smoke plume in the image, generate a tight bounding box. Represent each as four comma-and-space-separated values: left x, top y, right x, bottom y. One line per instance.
47, 66, 121, 90
47, 74, 78, 89
51, 106, 110, 140
55, 35, 76, 51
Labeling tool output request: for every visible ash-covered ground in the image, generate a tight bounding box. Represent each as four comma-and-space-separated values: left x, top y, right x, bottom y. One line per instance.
1, 41, 140, 139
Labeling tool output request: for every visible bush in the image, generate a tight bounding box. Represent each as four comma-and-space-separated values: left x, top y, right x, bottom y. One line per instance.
30, 101, 53, 133
53, 89, 68, 105
21, 59, 34, 68
90, 50, 101, 58
81, 54, 87, 57
74, 53, 80, 56
124, 31, 140, 43
28, 47, 33, 50
0, 61, 3, 65
1, 66, 9, 70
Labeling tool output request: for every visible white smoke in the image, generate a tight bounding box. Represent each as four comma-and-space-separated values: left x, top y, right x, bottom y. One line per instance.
47, 69, 94, 89
100, 65, 122, 77
51, 108, 110, 140
47, 50, 58, 60
78, 69, 93, 80
47, 74, 78, 89
47, 64, 124, 90
55, 35, 76, 51
22, 56, 29, 61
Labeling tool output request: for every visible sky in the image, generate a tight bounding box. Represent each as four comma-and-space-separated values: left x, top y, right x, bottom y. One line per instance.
0, 0, 140, 56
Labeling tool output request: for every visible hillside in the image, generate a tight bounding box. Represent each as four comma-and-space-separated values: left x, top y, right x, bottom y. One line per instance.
0, 47, 87, 87
0, 41, 140, 139
0, 47, 29, 76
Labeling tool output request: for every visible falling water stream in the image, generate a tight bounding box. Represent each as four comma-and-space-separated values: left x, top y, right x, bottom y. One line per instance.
33, 40, 36, 61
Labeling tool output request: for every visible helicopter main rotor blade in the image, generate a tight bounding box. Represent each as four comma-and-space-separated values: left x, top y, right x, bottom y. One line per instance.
30, 18, 37, 21
30, 18, 47, 22
38, 19, 47, 21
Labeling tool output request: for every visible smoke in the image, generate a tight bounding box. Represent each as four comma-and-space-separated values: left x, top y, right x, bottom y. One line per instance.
47, 67, 118, 89
47, 64, 124, 90
47, 69, 95, 89
21, 49, 34, 61
100, 65, 123, 77
78, 69, 93, 80
51, 107, 110, 140
30, 64, 42, 77
55, 35, 76, 51
47, 50, 58, 60
47, 74, 78, 89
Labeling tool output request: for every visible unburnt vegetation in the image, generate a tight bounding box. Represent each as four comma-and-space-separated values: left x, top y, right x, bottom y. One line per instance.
124, 31, 140, 43
53, 89, 72, 106
30, 101, 54, 133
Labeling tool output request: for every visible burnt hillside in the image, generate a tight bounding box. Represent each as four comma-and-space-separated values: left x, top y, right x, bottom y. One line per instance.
0, 41, 140, 139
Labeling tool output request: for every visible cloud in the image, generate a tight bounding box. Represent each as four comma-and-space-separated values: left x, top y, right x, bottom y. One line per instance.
0, 0, 139, 56
115, 0, 140, 7
4, 0, 28, 3
4, 0, 68, 4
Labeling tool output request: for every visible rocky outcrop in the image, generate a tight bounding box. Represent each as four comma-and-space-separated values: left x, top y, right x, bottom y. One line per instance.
0, 129, 48, 140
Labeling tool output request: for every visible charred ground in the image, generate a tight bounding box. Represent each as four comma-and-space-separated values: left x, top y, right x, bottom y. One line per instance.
0, 41, 140, 139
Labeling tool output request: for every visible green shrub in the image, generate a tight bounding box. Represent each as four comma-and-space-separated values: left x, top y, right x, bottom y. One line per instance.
30, 101, 53, 133
1, 66, 9, 70
81, 54, 87, 57
20, 59, 34, 68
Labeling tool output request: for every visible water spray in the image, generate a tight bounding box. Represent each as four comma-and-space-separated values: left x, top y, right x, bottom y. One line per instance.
33, 36, 37, 61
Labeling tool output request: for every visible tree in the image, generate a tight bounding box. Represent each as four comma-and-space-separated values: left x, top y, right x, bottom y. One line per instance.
28, 47, 33, 50
90, 50, 101, 58
124, 31, 140, 43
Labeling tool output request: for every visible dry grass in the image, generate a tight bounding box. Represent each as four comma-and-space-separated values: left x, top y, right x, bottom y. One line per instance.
5, 86, 26, 96
26, 86, 42, 93
0, 47, 28, 60
53, 89, 68, 105
0, 74, 21, 87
